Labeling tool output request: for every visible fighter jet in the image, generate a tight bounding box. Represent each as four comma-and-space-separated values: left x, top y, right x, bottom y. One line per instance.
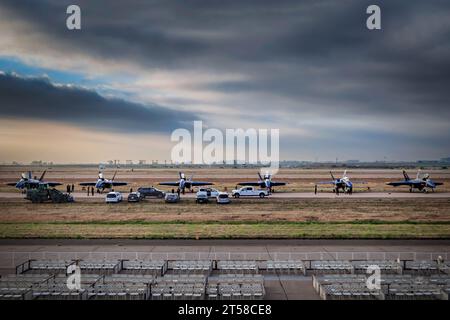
237, 171, 286, 193
6, 170, 62, 190
79, 171, 127, 193
159, 172, 213, 194
387, 170, 443, 193
316, 170, 366, 194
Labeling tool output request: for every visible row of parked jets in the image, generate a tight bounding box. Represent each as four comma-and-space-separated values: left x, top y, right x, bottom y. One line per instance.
6, 169, 444, 194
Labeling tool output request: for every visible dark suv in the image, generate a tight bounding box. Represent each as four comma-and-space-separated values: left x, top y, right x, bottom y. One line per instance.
137, 187, 165, 199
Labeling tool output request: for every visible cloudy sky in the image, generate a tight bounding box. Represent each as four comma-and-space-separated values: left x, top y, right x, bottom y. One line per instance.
0, 0, 449, 163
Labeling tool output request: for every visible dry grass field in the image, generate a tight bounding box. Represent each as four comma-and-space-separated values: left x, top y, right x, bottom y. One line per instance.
0, 198, 449, 223
0, 166, 449, 239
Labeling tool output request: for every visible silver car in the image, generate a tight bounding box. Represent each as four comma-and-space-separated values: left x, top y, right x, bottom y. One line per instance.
165, 193, 180, 203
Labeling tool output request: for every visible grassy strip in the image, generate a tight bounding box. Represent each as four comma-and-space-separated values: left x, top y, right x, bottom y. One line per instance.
0, 222, 449, 239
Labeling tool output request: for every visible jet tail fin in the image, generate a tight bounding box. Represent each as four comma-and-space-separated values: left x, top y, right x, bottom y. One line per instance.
403, 170, 410, 181
39, 170, 47, 181
257, 172, 263, 181
416, 169, 422, 180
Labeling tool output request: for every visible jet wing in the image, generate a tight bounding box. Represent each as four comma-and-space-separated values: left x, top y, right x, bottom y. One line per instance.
189, 181, 214, 186
159, 182, 181, 186
111, 182, 127, 186
270, 182, 287, 186
47, 182, 62, 187
79, 182, 97, 186
158, 181, 180, 187
387, 181, 417, 187
237, 182, 262, 186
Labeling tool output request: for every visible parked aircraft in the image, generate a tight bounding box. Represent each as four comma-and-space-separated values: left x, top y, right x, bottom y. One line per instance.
387, 170, 443, 192
316, 170, 366, 194
6, 170, 62, 190
159, 172, 213, 194
237, 172, 286, 193
79, 171, 127, 192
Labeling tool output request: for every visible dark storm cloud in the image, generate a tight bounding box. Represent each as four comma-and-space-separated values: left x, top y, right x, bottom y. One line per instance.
1, 0, 450, 123
0, 73, 196, 133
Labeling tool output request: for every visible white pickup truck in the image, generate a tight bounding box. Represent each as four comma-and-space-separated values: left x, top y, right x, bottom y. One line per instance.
232, 186, 269, 198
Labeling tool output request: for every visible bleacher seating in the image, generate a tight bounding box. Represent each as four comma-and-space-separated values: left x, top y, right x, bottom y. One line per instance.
352, 260, 402, 274
122, 260, 167, 276
310, 260, 354, 274
78, 260, 121, 275
170, 260, 213, 274
217, 260, 258, 273
151, 274, 206, 300
263, 260, 305, 275
313, 273, 450, 300
206, 274, 265, 300
3, 257, 449, 300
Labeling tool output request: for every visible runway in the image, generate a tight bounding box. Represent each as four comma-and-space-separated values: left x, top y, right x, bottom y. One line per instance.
1, 191, 449, 200
1, 239, 449, 269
